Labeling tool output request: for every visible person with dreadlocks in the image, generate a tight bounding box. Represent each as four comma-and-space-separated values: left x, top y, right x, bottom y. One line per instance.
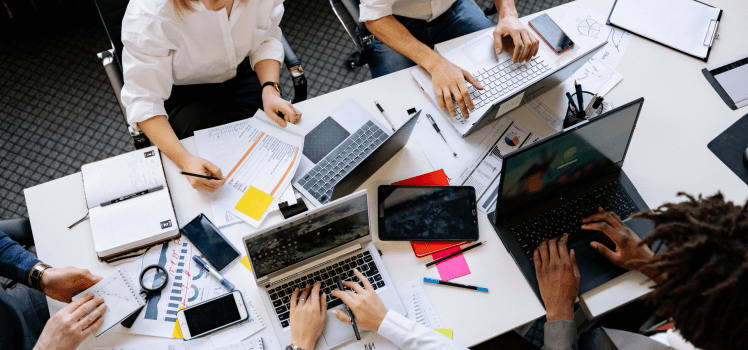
534, 192, 748, 350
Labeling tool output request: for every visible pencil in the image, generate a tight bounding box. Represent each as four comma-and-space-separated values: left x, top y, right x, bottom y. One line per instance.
426, 241, 486, 267
180, 171, 220, 181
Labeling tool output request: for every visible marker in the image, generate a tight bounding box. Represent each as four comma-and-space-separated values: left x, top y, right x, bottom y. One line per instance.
336, 277, 361, 340
423, 278, 488, 292
100, 185, 163, 207
180, 171, 220, 181
193, 256, 235, 292
574, 80, 586, 118
374, 101, 397, 132
426, 241, 486, 267
565, 92, 578, 114
425, 114, 457, 157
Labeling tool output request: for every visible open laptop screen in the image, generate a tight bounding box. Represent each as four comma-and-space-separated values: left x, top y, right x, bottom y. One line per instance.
498, 99, 643, 216
245, 194, 369, 279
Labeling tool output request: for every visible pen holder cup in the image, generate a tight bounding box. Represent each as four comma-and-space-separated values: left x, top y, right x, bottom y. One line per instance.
564, 91, 595, 129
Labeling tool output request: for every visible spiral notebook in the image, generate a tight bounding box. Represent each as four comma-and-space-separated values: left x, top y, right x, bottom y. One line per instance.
72, 268, 145, 337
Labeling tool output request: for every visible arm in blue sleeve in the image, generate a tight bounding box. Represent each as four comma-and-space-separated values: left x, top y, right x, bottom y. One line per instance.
0, 230, 41, 286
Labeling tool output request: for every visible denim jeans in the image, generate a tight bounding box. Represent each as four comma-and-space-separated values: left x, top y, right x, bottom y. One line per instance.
368, 0, 495, 78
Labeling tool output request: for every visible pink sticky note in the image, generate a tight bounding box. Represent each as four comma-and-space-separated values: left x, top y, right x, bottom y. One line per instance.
432, 246, 471, 281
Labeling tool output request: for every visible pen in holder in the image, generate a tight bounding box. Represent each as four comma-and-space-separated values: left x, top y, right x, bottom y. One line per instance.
564, 90, 595, 129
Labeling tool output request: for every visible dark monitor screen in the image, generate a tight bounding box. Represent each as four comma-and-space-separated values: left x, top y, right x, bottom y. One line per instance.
498, 99, 643, 216
245, 194, 369, 278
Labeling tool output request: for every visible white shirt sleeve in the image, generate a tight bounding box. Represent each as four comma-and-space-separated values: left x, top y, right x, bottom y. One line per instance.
359, 0, 397, 22
248, 1, 285, 68
376, 310, 469, 350
120, 11, 175, 128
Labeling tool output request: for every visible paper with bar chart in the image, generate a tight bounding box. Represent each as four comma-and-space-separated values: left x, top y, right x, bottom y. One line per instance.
212, 113, 304, 227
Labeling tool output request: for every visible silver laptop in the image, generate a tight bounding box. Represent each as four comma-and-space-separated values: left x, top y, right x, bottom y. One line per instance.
242, 190, 406, 350
412, 30, 606, 137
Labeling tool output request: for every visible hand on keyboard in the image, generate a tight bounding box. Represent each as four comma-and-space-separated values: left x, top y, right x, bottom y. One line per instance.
330, 269, 388, 331
289, 282, 327, 350
534, 233, 580, 321
492, 15, 539, 63
425, 55, 483, 119
582, 207, 660, 282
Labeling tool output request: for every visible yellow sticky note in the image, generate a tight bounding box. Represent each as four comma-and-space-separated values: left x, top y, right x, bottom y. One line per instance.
241, 256, 253, 272
235, 186, 274, 220
434, 328, 453, 339
172, 306, 186, 338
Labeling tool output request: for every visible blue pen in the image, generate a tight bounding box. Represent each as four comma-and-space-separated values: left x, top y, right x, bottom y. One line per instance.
193, 255, 235, 292
423, 277, 488, 292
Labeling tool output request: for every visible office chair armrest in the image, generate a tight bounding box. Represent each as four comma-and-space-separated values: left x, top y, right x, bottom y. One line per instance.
0, 218, 34, 247
281, 34, 307, 103
339, 0, 371, 38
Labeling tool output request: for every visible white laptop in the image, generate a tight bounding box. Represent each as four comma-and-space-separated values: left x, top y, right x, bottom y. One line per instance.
242, 190, 406, 350
412, 31, 606, 137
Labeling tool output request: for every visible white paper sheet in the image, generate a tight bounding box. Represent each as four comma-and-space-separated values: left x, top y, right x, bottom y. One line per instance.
209, 300, 265, 347
559, 3, 634, 70
95, 344, 184, 350
211, 337, 266, 350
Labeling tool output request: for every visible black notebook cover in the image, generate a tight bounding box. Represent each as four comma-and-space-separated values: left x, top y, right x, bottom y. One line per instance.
707, 113, 748, 185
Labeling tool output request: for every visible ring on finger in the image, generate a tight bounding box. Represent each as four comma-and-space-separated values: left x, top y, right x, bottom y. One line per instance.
299, 298, 306, 302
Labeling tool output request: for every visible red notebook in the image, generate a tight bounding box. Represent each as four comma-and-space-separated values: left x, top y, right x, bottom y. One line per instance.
391, 170, 467, 258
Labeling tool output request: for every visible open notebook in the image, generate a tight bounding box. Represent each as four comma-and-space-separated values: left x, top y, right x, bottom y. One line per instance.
72, 268, 145, 337
81, 146, 179, 261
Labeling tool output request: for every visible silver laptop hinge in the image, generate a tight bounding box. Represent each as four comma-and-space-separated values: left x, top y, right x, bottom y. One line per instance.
267, 249, 363, 288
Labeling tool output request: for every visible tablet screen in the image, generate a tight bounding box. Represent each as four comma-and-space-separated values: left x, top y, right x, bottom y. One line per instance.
378, 186, 478, 241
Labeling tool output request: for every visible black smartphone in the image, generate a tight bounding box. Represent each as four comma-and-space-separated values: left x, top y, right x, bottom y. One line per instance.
377, 185, 479, 242
529, 13, 574, 54
181, 214, 241, 272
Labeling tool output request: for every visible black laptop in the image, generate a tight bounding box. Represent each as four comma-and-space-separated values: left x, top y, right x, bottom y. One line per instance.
488, 98, 653, 301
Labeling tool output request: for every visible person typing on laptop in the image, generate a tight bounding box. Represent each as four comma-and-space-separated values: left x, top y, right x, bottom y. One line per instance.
287, 270, 469, 350
360, 0, 539, 119
536, 193, 748, 350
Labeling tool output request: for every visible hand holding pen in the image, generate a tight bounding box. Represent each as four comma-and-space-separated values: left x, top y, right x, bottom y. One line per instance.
180, 156, 226, 193
331, 269, 388, 332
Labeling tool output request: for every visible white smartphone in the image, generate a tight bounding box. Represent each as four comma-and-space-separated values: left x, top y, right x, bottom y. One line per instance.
176, 291, 248, 340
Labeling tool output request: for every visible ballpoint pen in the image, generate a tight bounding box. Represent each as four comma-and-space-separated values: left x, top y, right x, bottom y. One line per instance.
180, 171, 220, 181
193, 255, 235, 292
374, 101, 397, 132
336, 277, 361, 340
574, 80, 586, 118
423, 278, 489, 292
100, 185, 164, 207
425, 114, 457, 157
565, 92, 578, 114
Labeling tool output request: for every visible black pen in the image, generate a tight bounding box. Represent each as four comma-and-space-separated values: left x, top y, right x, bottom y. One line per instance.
425, 114, 457, 157
565, 92, 578, 114
100, 185, 163, 207
426, 241, 486, 267
574, 80, 585, 118
180, 171, 220, 181
423, 278, 489, 292
374, 101, 397, 132
336, 277, 360, 340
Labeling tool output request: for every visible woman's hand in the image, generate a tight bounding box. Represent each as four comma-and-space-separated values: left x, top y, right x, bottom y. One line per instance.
330, 269, 388, 331
582, 207, 661, 282
289, 282, 327, 350
262, 88, 302, 127
33, 292, 107, 350
180, 155, 226, 193
40, 267, 103, 303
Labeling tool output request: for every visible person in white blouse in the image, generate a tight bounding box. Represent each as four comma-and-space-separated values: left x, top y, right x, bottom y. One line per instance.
287, 269, 467, 350
120, 0, 301, 193
360, 0, 539, 120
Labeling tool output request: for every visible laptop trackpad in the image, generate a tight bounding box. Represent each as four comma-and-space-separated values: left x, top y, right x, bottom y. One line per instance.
571, 232, 627, 295
322, 306, 355, 346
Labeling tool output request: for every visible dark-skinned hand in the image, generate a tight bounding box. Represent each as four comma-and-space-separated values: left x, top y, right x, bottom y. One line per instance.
534, 233, 580, 321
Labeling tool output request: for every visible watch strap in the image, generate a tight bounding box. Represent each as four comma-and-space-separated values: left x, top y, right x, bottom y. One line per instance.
262, 81, 282, 95
286, 345, 306, 350
29, 262, 52, 292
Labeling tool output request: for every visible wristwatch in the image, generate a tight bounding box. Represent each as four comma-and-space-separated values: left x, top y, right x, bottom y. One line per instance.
29, 262, 52, 292
262, 81, 283, 96
285, 345, 306, 350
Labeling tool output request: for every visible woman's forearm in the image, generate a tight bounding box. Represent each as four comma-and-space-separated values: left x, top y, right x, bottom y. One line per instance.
254, 59, 282, 86
137, 115, 193, 169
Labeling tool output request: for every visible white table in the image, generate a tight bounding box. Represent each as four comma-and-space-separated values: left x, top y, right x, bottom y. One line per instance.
23, 0, 748, 348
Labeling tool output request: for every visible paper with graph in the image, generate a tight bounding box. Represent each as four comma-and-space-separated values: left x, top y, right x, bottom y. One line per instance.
72, 268, 145, 337
208, 112, 304, 228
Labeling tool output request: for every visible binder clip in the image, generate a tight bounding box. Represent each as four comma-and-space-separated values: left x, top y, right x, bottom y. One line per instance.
278, 192, 308, 219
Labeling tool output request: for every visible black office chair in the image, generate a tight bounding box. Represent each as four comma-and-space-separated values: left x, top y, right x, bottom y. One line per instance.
0, 218, 35, 289
93, 0, 308, 149
330, 0, 492, 70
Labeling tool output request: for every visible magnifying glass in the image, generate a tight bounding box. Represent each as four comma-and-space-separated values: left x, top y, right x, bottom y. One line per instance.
121, 264, 169, 328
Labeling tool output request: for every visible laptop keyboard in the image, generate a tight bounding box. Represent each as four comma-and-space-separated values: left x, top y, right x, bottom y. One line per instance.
267, 250, 386, 329
510, 181, 639, 261
298, 121, 387, 204
452, 56, 551, 123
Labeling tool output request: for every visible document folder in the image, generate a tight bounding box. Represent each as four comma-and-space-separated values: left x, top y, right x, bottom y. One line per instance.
606, 0, 722, 61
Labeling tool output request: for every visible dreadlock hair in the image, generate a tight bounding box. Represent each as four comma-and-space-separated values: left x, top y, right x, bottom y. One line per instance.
633, 192, 748, 350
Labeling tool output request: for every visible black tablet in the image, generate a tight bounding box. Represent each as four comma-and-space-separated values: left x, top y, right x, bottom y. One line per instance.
377, 185, 479, 241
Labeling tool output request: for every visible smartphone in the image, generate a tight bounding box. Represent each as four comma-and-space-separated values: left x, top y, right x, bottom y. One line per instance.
181, 214, 241, 272
528, 13, 574, 54
177, 291, 248, 340
377, 185, 479, 242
